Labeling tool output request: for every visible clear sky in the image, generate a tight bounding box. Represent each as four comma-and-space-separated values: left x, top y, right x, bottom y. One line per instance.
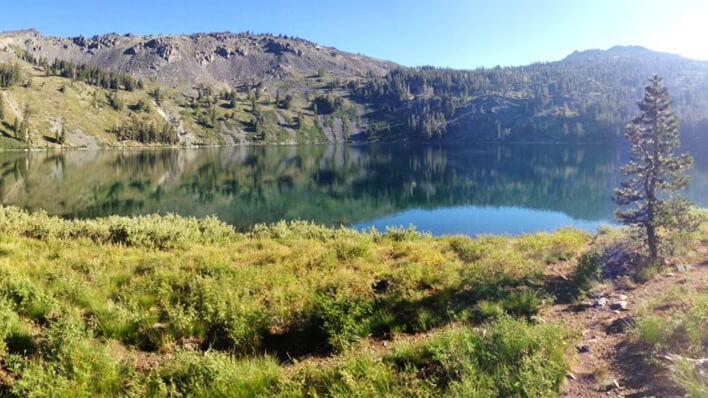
3, 0, 708, 68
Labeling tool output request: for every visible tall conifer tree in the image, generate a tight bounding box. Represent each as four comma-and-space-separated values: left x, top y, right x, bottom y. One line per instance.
614, 75, 694, 260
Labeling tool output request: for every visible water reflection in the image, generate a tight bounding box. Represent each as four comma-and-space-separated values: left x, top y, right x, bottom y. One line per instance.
0, 144, 705, 235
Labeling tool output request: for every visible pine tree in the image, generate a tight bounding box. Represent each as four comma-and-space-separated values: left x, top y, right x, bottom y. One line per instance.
13, 118, 21, 140
614, 75, 695, 260
57, 122, 66, 145
283, 94, 294, 110
0, 95, 4, 120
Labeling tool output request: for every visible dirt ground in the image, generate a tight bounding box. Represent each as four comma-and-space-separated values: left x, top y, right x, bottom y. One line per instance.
542, 243, 708, 397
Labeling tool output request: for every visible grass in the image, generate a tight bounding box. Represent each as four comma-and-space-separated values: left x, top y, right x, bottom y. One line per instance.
286, 317, 575, 397
623, 209, 708, 397
0, 206, 590, 396
0, 48, 367, 149
2, 74, 165, 148
631, 287, 708, 397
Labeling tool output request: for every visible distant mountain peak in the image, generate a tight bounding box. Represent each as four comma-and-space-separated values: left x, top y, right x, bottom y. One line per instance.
563, 45, 682, 62
606, 45, 652, 54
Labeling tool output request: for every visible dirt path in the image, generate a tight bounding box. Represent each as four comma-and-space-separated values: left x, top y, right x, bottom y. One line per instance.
544, 244, 708, 397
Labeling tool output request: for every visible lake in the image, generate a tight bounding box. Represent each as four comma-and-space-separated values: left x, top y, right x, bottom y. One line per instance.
1, 144, 706, 236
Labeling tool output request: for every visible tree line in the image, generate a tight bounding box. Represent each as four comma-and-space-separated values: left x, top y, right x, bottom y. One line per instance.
46, 59, 144, 91
350, 50, 708, 143
111, 117, 179, 144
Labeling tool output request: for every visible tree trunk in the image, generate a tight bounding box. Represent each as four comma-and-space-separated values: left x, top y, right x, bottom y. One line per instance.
646, 222, 658, 260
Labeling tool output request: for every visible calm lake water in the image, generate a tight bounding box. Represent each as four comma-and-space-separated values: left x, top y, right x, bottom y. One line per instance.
1, 144, 706, 236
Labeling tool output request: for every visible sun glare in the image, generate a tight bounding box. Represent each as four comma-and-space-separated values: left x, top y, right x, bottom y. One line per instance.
652, 4, 708, 60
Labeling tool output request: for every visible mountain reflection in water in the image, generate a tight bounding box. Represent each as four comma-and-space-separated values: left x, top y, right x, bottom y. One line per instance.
1, 144, 706, 235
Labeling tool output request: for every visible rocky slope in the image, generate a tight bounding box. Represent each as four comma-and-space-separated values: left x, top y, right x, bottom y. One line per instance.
2, 29, 708, 148
0, 29, 394, 88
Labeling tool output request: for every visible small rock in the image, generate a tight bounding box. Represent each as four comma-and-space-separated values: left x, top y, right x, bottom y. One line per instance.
595, 297, 608, 308
696, 360, 708, 381
577, 345, 591, 354
579, 299, 594, 308
666, 272, 675, 277
566, 372, 577, 381
676, 263, 694, 273
616, 294, 628, 301
610, 301, 628, 311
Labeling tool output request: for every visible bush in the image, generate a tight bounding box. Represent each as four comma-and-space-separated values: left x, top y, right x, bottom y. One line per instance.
449, 236, 487, 262
143, 351, 282, 397
0, 206, 595, 396
313, 295, 374, 352
388, 318, 575, 397
503, 289, 542, 317
0, 206, 236, 249
0, 300, 34, 356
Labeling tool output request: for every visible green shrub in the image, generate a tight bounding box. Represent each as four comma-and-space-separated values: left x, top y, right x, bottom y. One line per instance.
143, 351, 282, 397
333, 239, 369, 260
449, 237, 487, 262
503, 289, 542, 317
388, 318, 575, 397
0, 300, 34, 356
633, 289, 708, 356
670, 358, 708, 398
632, 288, 708, 396
10, 318, 126, 397
0, 205, 597, 396
572, 248, 605, 295
475, 300, 505, 321
313, 295, 374, 352
0, 206, 237, 249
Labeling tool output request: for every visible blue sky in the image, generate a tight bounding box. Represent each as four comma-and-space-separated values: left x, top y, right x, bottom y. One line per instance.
3, 1, 708, 68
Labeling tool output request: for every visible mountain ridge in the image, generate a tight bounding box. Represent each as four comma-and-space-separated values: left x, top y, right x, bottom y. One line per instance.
0, 29, 396, 88
1, 29, 708, 148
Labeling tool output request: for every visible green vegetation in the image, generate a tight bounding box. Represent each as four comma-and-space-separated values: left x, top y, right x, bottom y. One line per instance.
111, 116, 179, 144
0, 63, 23, 88
352, 48, 708, 143
46, 59, 138, 92
632, 288, 708, 397
615, 76, 695, 261
5, 31, 708, 147
0, 58, 175, 148
572, 208, 706, 298
0, 206, 589, 396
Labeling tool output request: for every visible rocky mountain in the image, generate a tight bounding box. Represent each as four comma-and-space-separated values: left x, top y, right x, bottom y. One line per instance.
1, 29, 708, 149
0, 29, 394, 87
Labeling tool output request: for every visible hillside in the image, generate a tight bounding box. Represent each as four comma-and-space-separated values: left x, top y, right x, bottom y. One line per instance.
2, 29, 708, 148
352, 46, 708, 143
